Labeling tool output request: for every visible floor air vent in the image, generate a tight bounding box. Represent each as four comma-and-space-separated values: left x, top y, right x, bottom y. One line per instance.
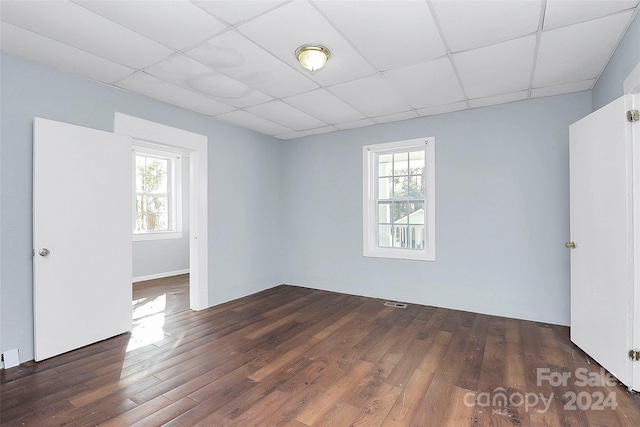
384, 301, 407, 309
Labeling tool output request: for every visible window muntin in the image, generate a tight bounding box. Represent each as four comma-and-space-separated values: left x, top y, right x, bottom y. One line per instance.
363, 138, 435, 261
133, 146, 182, 240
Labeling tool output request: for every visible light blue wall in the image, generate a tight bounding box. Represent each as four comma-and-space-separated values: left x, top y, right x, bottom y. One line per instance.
132, 156, 190, 280
0, 53, 284, 362
592, 11, 640, 110
281, 92, 591, 326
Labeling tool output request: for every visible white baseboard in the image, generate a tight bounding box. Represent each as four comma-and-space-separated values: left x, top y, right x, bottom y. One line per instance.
132, 269, 190, 283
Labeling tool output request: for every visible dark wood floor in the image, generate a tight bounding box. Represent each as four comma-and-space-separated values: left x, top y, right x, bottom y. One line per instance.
2, 278, 640, 426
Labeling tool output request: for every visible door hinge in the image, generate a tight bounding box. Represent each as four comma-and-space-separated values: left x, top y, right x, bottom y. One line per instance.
628, 350, 640, 361
628, 110, 640, 122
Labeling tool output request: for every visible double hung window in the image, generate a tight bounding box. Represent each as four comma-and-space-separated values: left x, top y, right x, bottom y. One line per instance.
363, 137, 435, 261
133, 145, 182, 241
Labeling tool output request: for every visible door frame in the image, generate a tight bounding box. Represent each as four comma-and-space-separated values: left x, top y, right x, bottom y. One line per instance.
631, 92, 640, 391
114, 113, 209, 310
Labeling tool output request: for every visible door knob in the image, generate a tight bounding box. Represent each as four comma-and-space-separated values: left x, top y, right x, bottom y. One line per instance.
39, 248, 50, 257
565, 242, 576, 249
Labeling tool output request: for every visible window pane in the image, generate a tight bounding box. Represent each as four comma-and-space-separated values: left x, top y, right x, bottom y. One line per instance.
393, 225, 408, 248
153, 173, 168, 194
139, 195, 168, 231
393, 176, 408, 198
135, 173, 144, 192
378, 202, 392, 223
408, 225, 425, 249
378, 154, 393, 177
392, 202, 407, 223
135, 156, 146, 170
137, 212, 148, 231
136, 195, 145, 230
157, 212, 168, 230
409, 202, 424, 224
157, 196, 168, 213
409, 150, 425, 176
408, 175, 424, 198
378, 177, 393, 199
378, 225, 392, 247
393, 152, 408, 175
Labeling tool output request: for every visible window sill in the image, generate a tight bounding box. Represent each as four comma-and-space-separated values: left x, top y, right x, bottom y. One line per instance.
363, 248, 435, 262
133, 232, 183, 242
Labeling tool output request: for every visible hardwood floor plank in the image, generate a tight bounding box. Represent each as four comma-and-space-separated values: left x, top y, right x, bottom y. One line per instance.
349, 381, 402, 427
314, 401, 362, 427
411, 327, 471, 426
440, 385, 476, 426
2, 278, 640, 426
295, 360, 373, 425
63, 398, 139, 427
381, 368, 435, 426
99, 395, 174, 427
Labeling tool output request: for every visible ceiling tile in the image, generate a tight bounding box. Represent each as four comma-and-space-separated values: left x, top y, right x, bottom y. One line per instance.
468, 90, 528, 108
275, 131, 308, 140
544, 0, 639, 29
245, 100, 328, 131
454, 35, 536, 99
1, 22, 134, 84
146, 54, 272, 108
1, 0, 173, 69
432, 0, 542, 52
372, 111, 419, 124
328, 75, 412, 117
416, 101, 469, 117
194, 0, 287, 25
116, 72, 235, 116
282, 89, 366, 125
215, 109, 293, 136
383, 57, 466, 109
186, 31, 318, 98
335, 118, 377, 130
303, 126, 338, 136
531, 79, 595, 98
534, 11, 634, 88
74, 0, 227, 50
314, 0, 445, 71
237, 1, 376, 86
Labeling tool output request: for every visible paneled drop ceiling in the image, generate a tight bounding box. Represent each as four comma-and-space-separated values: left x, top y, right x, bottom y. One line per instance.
1, 0, 639, 139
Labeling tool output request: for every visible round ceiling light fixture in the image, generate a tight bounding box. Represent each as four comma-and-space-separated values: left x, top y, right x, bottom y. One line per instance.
295, 44, 330, 72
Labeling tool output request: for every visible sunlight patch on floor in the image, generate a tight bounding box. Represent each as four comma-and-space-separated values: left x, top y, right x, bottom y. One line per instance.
127, 294, 167, 352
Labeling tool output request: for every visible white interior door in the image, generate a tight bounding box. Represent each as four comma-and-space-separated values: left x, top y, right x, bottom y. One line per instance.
569, 95, 635, 389
33, 118, 132, 362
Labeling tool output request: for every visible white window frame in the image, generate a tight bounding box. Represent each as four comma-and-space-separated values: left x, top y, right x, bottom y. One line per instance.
132, 143, 183, 241
363, 137, 436, 261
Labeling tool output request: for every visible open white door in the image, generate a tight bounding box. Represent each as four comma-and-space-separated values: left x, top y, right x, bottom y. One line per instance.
569, 95, 636, 389
33, 118, 132, 361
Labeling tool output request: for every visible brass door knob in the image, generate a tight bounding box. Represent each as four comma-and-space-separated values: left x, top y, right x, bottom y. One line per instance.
565, 242, 576, 249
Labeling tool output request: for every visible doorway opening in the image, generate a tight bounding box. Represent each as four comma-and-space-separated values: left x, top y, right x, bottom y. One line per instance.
114, 113, 209, 314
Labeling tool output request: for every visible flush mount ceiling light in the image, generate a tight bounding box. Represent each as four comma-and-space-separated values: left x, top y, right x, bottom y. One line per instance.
295, 44, 330, 72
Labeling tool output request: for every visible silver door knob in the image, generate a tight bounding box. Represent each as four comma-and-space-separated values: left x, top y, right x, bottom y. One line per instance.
39, 248, 50, 257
